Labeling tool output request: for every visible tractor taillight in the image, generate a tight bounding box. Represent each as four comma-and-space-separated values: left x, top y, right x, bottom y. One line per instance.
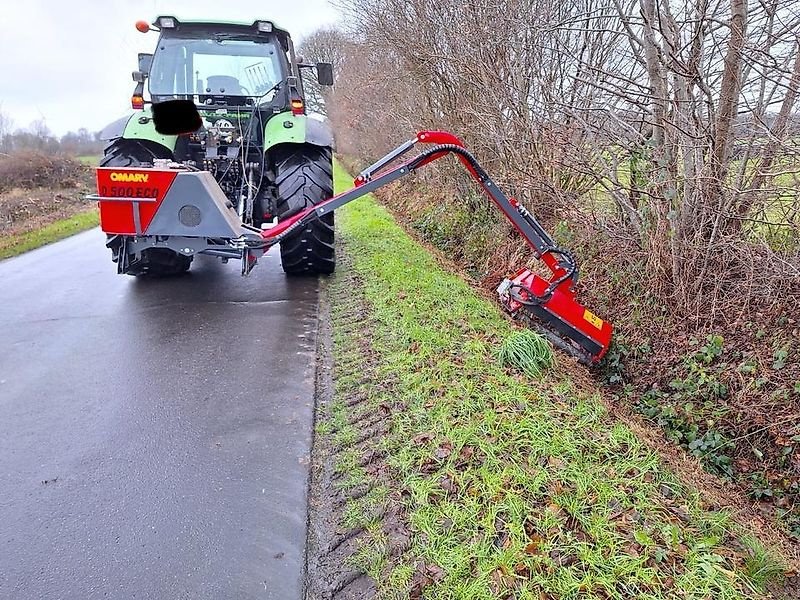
131, 95, 145, 110
291, 99, 304, 115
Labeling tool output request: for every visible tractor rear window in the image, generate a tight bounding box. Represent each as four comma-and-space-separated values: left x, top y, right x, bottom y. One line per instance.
149, 33, 284, 99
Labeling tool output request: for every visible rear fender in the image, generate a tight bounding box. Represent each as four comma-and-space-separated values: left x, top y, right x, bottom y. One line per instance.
99, 115, 131, 141
263, 112, 334, 155
123, 108, 178, 151
99, 109, 177, 153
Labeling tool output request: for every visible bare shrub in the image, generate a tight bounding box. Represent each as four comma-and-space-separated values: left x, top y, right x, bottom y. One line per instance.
324, 0, 799, 319
0, 151, 88, 193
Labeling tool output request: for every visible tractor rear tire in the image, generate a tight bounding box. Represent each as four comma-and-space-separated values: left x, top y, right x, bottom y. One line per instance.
99, 141, 192, 277
274, 146, 335, 275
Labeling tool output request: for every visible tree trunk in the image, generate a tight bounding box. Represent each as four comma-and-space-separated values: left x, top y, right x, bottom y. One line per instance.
711, 0, 748, 179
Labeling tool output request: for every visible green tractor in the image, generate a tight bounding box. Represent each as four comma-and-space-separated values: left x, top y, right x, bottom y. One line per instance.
98, 16, 335, 276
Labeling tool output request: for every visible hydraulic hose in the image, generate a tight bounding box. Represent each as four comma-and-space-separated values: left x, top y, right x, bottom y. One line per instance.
408, 144, 578, 302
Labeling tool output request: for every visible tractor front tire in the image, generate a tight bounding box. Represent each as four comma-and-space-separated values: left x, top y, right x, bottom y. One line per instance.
99, 141, 191, 277
274, 146, 335, 275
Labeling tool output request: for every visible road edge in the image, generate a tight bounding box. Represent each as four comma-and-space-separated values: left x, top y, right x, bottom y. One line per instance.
0, 209, 98, 260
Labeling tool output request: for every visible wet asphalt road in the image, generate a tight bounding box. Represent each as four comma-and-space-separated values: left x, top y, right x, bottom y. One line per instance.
0, 229, 319, 599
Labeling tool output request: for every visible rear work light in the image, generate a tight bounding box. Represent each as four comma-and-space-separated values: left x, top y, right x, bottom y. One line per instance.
157, 16, 177, 28
255, 21, 273, 33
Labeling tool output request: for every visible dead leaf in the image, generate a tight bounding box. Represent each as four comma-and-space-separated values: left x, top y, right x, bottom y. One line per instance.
514, 562, 531, 577
412, 432, 434, 445
624, 543, 640, 558
434, 442, 453, 460
458, 446, 475, 461
547, 456, 565, 469
549, 549, 577, 567
526, 532, 544, 552
409, 562, 445, 599
440, 474, 458, 494
425, 563, 445, 582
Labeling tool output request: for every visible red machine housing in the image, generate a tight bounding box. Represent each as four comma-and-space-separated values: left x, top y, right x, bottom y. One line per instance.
95, 167, 179, 235
501, 268, 612, 363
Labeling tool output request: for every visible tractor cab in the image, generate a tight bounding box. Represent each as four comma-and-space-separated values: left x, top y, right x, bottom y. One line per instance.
145, 18, 293, 109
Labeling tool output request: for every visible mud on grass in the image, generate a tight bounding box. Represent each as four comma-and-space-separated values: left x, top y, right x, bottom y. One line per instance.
306, 258, 408, 599
310, 161, 798, 599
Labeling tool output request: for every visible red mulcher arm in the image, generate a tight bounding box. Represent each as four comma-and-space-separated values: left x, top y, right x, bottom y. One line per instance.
258, 131, 612, 364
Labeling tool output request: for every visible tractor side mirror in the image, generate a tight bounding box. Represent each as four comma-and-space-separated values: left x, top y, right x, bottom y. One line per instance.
316, 62, 334, 86
138, 53, 153, 73
133, 53, 153, 83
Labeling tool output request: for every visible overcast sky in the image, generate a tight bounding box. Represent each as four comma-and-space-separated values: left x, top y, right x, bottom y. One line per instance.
0, 0, 340, 136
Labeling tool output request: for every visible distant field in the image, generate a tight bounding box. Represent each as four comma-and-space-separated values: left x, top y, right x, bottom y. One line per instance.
77, 155, 101, 165
586, 153, 799, 248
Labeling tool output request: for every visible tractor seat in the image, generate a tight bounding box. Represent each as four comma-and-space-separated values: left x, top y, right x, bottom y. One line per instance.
205, 76, 245, 95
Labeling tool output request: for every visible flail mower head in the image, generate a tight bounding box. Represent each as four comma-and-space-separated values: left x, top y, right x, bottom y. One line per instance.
497, 269, 612, 365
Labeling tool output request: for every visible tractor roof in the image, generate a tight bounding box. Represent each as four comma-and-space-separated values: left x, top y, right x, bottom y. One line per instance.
152, 15, 291, 40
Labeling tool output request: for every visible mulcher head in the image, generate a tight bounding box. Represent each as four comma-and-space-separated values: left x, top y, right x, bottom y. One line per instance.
498, 269, 612, 365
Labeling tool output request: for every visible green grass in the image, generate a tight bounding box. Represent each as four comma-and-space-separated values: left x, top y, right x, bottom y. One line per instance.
497, 330, 554, 378
76, 155, 101, 165
328, 161, 788, 599
585, 152, 799, 225
0, 209, 99, 260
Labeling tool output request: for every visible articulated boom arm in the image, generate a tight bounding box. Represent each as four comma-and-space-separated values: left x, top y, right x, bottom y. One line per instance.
258, 130, 612, 364
260, 131, 577, 301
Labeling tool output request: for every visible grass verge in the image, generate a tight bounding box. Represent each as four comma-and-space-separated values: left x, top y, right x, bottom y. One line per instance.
327, 161, 793, 599
0, 209, 98, 260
